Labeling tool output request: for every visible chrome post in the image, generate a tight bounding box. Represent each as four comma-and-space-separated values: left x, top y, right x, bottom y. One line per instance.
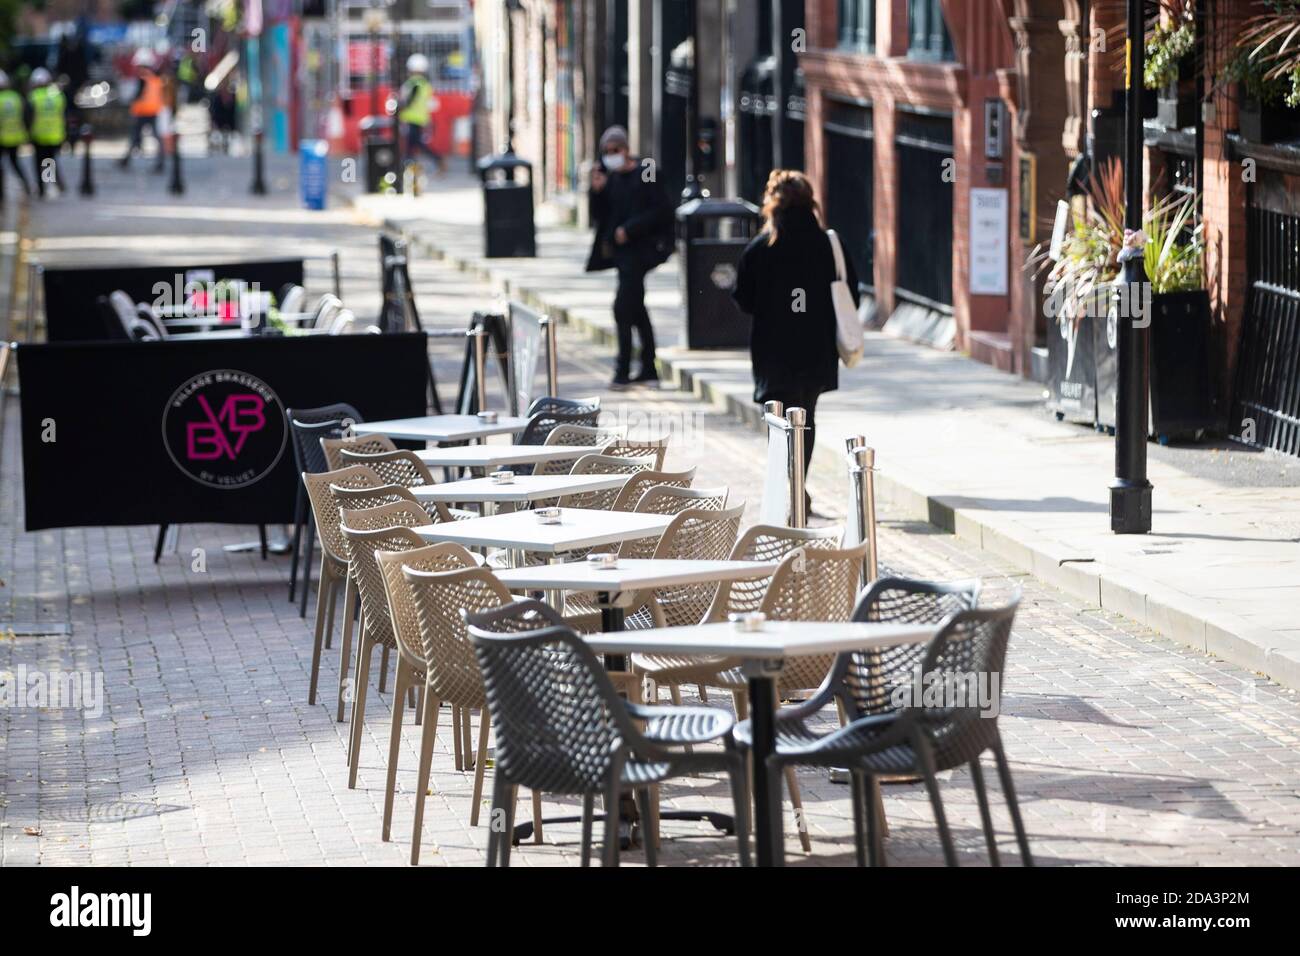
26, 262, 42, 342
471, 325, 488, 413
786, 406, 807, 529
543, 314, 558, 398
331, 249, 342, 300
848, 444, 879, 583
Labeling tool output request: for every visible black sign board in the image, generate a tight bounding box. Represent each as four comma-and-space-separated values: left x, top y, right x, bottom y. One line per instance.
16, 333, 429, 531
42, 259, 306, 342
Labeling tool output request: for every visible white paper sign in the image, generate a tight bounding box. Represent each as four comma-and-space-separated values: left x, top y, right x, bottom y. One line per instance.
969, 188, 1009, 296
761, 420, 790, 527
1048, 199, 1071, 262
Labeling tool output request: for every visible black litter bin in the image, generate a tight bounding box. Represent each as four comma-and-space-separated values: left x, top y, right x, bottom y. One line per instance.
477, 151, 536, 258
676, 197, 761, 348
361, 116, 399, 194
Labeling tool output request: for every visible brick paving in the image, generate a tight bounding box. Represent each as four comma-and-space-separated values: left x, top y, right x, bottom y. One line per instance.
2, 154, 1299, 866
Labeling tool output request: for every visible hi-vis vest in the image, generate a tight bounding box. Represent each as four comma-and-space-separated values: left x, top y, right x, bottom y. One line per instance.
398, 75, 432, 126
0, 90, 27, 147
131, 73, 163, 117
28, 85, 65, 145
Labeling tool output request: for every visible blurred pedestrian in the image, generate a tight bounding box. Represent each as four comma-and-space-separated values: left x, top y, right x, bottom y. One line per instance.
119, 50, 164, 172
209, 79, 237, 154
732, 169, 860, 516
27, 68, 66, 198
586, 125, 673, 389
398, 54, 445, 176
0, 70, 33, 201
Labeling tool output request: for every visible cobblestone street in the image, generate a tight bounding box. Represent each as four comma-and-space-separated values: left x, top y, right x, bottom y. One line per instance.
2, 157, 1298, 867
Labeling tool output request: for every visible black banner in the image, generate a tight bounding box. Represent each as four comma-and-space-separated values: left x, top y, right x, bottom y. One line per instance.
16, 333, 429, 531
42, 259, 306, 342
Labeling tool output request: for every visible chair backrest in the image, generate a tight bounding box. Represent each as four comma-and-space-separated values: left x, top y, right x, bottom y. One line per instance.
329, 309, 358, 335
608, 466, 697, 512
532, 423, 622, 476
376, 543, 480, 672
705, 524, 844, 622
310, 294, 344, 329
618, 484, 727, 559
517, 396, 601, 446
321, 433, 396, 471
467, 623, 632, 794
338, 448, 434, 488
604, 433, 670, 471
759, 540, 872, 693
403, 565, 515, 708
900, 597, 1019, 767
136, 304, 168, 339
107, 291, 139, 338
463, 597, 567, 634
287, 403, 364, 476
127, 316, 160, 341
642, 503, 745, 627
556, 453, 657, 510
302, 464, 384, 563
333, 481, 454, 524
837, 577, 983, 721
279, 284, 306, 314
339, 512, 431, 651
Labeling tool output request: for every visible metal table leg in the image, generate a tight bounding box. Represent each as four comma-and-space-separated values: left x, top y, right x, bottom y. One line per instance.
748, 671, 783, 867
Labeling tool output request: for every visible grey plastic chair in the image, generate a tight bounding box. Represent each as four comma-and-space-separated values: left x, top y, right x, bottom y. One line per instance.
516, 396, 601, 448
466, 609, 752, 867
737, 588, 1029, 868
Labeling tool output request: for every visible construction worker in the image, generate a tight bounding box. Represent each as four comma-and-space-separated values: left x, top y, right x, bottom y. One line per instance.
27, 68, 65, 198
119, 50, 164, 172
0, 70, 32, 201
397, 53, 445, 177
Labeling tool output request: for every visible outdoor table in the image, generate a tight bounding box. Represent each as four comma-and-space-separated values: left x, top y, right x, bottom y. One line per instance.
493, 558, 780, 846
414, 443, 602, 473
413, 507, 672, 559
409, 473, 630, 513
585, 620, 936, 866
353, 414, 529, 444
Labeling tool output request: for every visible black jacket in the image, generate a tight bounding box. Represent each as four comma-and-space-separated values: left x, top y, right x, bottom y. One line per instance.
732, 207, 860, 402
585, 161, 674, 273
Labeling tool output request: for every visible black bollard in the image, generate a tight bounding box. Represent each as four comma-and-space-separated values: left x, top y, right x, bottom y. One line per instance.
250, 128, 267, 195
168, 132, 184, 195
79, 124, 94, 197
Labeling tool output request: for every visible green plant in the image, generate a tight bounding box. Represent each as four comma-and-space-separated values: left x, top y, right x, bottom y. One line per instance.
1143, 191, 1204, 293
1145, 18, 1195, 90
1234, 0, 1300, 107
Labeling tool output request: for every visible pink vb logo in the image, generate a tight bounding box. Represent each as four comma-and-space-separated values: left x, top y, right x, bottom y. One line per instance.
162, 370, 287, 489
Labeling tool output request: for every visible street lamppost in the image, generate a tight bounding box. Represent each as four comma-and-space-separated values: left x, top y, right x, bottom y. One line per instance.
503, 0, 523, 154
1111, 0, 1152, 534
681, 0, 703, 201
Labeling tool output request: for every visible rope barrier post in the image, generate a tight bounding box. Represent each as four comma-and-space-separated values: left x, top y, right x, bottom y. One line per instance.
786, 406, 807, 530
168, 131, 184, 195
846, 442, 879, 585
471, 325, 488, 413
331, 249, 342, 300
25, 262, 42, 342
542, 314, 558, 398
78, 124, 94, 196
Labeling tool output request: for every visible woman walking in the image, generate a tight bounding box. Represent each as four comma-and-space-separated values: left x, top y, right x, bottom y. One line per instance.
586, 125, 674, 389
733, 169, 860, 516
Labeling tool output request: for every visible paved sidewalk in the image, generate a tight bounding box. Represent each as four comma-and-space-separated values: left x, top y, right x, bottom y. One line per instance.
2, 155, 1299, 867
358, 179, 1300, 691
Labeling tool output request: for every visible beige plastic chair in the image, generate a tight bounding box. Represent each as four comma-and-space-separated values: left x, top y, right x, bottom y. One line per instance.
374, 542, 482, 862
607, 466, 697, 512
322, 434, 396, 471
632, 502, 745, 629
301, 464, 386, 709
632, 528, 853, 854
333, 480, 458, 524
604, 433, 671, 471
339, 447, 435, 488
338, 501, 437, 784
532, 423, 622, 476
555, 453, 658, 511
400, 563, 525, 863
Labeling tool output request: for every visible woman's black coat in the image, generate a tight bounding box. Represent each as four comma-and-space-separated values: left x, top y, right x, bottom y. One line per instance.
585, 162, 675, 274
731, 207, 861, 402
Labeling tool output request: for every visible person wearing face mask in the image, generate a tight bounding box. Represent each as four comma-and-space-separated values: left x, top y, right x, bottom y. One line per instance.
586, 125, 674, 389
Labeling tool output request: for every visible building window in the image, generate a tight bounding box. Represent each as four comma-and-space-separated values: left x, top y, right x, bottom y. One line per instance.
907, 0, 955, 61
838, 0, 875, 53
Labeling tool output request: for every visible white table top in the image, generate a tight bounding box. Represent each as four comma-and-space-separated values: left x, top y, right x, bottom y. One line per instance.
416, 444, 598, 470
583, 620, 936, 660
410, 472, 628, 503
354, 414, 530, 443
415, 507, 672, 554
495, 558, 778, 593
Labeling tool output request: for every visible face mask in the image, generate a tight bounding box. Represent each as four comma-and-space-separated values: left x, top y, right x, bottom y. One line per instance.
602, 153, 625, 171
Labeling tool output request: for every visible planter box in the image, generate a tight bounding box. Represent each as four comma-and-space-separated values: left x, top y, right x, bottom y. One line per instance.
1093, 287, 1215, 441
1157, 79, 1196, 130
1239, 94, 1300, 144
1150, 289, 1214, 439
